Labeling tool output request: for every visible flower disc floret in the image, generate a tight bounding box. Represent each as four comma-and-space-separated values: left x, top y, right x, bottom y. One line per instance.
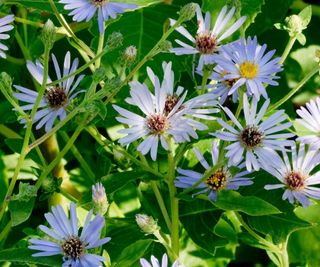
147, 114, 168, 134
195, 32, 217, 54
285, 171, 306, 191
45, 86, 68, 109
206, 169, 227, 191
240, 126, 263, 149
239, 61, 259, 79
62, 237, 84, 260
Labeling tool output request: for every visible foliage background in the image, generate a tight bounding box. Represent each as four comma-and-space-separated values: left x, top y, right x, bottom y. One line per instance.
0, 0, 320, 266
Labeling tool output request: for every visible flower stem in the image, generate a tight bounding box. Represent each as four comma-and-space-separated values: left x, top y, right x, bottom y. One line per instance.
280, 36, 297, 65
95, 29, 105, 69
167, 139, 179, 257
0, 45, 51, 222
200, 69, 210, 95
150, 181, 172, 232
268, 66, 319, 112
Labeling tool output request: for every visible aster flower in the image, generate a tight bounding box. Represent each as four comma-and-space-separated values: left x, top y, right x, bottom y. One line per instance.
170, 4, 246, 71
113, 62, 218, 160
213, 94, 295, 172
29, 202, 111, 266
140, 253, 180, 267
0, 15, 15, 58
295, 97, 320, 149
176, 141, 253, 201
260, 144, 320, 207
13, 51, 85, 132
214, 36, 282, 100
60, 0, 137, 33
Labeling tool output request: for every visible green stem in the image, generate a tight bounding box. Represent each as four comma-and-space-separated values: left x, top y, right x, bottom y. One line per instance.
280, 36, 297, 65
0, 125, 22, 139
48, 0, 95, 58
27, 108, 78, 152
150, 181, 172, 232
167, 139, 179, 257
0, 45, 51, 222
47, 48, 107, 87
4, 54, 25, 65
200, 69, 210, 95
268, 66, 319, 113
95, 30, 105, 69
0, 221, 11, 242
86, 126, 164, 179
234, 212, 280, 254
35, 125, 84, 189
60, 131, 96, 182
280, 238, 289, 267
15, 31, 31, 60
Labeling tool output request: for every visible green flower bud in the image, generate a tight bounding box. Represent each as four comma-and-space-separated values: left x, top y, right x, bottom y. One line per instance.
135, 214, 159, 235
92, 182, 109, 216
0, 72, 13, 96
93, 67, 106, 83
179, 3, 197, 22
158, 40, 172, 52
105, 31, 123, 52
41, 19, 56, 50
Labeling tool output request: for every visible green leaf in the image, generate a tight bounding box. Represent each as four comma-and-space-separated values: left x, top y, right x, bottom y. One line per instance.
114, 239, 153, 267
291, 45, 320, 74
11, 182, 37, 202
298, 5, 312, 27
0, 248, 61, 266
247, 0, 293, 35
180, 210, 228, 255
102, 170, 144, 194
240, 0, 265, 31
247, 212, 312, 243
288, 225, 320, 266
8, 196, 36, 226
9, 0, 66, 13
213, 190, 280, 216
296, 33, 306, 45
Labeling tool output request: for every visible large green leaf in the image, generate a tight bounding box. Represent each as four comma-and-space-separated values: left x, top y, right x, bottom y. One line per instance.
114, 239, 153, 267
180, 209, 228, 255
8, 196, 36, 226
247, 212, 311, 244
213, 190, 280, 216
0, 248, 61, 266
102, 170, 145, 194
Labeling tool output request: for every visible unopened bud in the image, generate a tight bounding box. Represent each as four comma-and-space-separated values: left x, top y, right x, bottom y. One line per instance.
92, 182, 108, 215
179, 3, 197, 22
41, 19, 56, 50
0, 72, 13, 96
93, 67, 106, 83
285, 15, 306, 35
105, 31, 123, 52
135, 214, 159, 234
158, 40, 172, 52
123, 46, 137, 65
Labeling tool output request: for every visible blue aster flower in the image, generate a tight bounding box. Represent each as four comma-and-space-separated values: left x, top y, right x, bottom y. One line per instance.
0, 14, 15, 58
214, 36, 282, 100
176, 141, 253, 201
29, 202, 111, 267
140, 253, 180, 267
260, 144, 320, 208
13, 51, 85, 132
59, 0, 137, 33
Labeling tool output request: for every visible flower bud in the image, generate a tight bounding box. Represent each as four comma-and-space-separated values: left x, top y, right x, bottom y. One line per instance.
122, 46, 137, 66
92, 182, 108, 215
0, 72, 13, 96
135, 214, 159, 234
285, 15, 306, 35
105, 31, 123, 52
158, 40, 172, 52
93, 67, 106, 83
41, 19, 56, 50
179, 3, 197, 22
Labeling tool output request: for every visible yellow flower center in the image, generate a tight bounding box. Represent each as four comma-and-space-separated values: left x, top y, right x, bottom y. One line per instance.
239, 61, 258, 79
206, 169, 227, 191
